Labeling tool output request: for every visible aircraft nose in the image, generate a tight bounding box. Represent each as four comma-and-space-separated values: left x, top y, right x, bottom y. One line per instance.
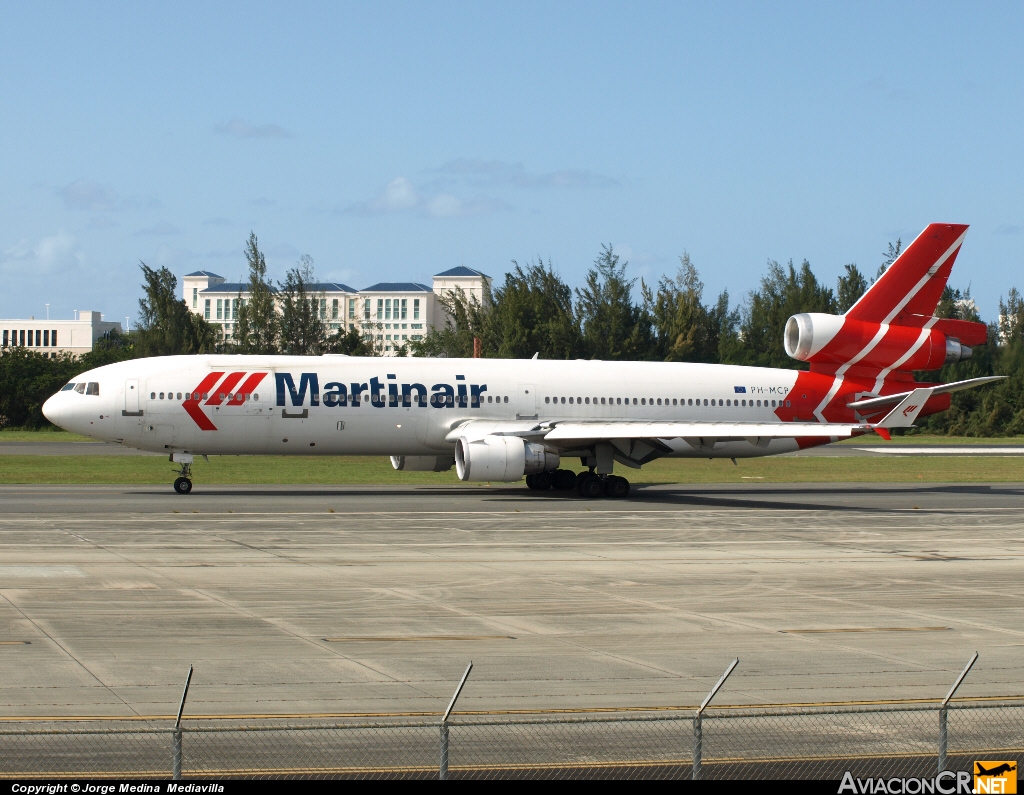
42, 393, 63, 426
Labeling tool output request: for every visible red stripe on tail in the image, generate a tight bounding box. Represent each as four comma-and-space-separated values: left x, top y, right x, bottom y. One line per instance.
845, 224, 968, 323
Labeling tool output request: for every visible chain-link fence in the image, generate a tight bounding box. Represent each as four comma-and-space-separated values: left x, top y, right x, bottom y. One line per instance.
1, 700, 1022, 779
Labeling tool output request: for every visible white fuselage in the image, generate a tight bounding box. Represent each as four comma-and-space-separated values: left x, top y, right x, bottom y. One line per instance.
43, 355, 813, 461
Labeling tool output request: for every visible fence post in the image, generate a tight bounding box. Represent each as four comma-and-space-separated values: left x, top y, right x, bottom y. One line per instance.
937, 652, 977, 773
440, 662, 472, 780
693, 658, 738, 781
172, 665, 194, 781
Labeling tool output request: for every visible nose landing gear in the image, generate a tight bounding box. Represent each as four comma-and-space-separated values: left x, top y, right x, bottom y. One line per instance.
171, 453, 194, 495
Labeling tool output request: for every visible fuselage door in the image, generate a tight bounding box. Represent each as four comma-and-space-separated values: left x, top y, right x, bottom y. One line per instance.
517, 383, 537, 420
124, 379, 140, 414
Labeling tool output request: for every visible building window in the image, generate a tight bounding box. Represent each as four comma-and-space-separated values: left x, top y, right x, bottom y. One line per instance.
401, 298, 408, 319
377, 299, 383, 320
385, 298, 391, 320
332, 299, 339, 319
413, 298, 420, 319
215, 299, 222, 320
232, 298, 240, 319
349, 299, 356, 320
192, 287, 198, 308
204, 299, 211, 320
320, 298, 327, 319
51, 330, 57, 347
43, 330, 49, 346
19, 330, 25, 346
2, 330, 7, 348
364, 299, 370, 320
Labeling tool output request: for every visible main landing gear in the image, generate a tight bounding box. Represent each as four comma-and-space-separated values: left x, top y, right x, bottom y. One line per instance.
526, 469, 630, 499
171, 453, 194, 495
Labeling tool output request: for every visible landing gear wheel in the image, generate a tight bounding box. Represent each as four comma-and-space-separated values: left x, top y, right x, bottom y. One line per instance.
577, 472, 605, 499
173, 477, 193, 495
525, 473, 538, 490
605, 475, 630, 498
533, 471, 554, 491
553, 469, 578, 491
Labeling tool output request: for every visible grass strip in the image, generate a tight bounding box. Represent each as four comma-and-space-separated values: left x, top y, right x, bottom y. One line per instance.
0, 454, 1021, 485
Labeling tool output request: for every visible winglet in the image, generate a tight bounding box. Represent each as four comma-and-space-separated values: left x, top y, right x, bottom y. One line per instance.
874, 387, 934, 431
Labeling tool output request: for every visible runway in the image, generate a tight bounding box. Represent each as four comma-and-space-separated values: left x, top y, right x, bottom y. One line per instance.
1, 483, 1022, 719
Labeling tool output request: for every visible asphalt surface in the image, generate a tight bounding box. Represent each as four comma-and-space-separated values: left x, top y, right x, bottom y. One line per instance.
1, 483, 1022, 719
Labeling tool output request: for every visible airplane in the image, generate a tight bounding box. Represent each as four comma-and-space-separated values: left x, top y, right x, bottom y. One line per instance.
42, 223, 1003, 497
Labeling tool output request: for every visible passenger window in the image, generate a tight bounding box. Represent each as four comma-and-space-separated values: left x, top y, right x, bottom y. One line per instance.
503, 396, 508, 403
160, 392, 165, 399
176, 393, 182, 400
150, 392, 156, 399
253, 393, 258, 401
86, 382, 99, 396
632, 398, 637, 405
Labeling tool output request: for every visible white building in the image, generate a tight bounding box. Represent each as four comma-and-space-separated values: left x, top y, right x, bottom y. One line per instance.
183, 266, 491, 355
1, 312, 123, 357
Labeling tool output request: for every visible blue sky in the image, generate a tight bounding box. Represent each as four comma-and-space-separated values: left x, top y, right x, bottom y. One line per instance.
2, 2, 1022, 327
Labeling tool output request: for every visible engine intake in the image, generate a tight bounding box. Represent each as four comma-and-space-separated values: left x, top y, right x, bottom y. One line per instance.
784, 312, 971, 371
454, 435, 559, 482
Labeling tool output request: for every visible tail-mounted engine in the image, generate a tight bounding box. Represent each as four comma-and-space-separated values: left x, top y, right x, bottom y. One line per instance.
784, 312, 984, 371
454, 435, 560, 482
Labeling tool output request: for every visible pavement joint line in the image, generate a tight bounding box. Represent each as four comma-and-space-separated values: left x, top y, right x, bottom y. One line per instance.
1, 695, 1021, 720
0, 590, 139, 716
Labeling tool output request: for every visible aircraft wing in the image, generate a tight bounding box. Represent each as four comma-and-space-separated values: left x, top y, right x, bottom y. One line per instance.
447, 390, 932, 455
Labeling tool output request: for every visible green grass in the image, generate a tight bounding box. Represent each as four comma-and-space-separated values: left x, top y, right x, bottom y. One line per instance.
0, 428, 93, 442
837, 434, 1024, 446
0, 453, 1021, 485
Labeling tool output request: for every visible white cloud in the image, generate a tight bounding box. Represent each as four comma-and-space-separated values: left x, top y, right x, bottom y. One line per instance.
424, 193, 509, 219
347, 177, 508, 219
429, 159, 619, 189
1, 230, 84, 274
349, 177, 420, 215
59, 179, 119, 211
215, 118, 293, 139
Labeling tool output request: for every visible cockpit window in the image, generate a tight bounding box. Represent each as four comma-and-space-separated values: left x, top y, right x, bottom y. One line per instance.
74, 383, 86, 394
61, 383, 77, 391
86, 382, 99, 396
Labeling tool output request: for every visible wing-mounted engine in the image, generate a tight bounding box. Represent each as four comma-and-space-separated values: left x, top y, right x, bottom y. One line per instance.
784, 312, 982, 372
454, 435, 559, 482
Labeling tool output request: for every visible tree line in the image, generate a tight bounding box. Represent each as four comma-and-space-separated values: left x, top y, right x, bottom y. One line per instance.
2, 232, 1022, 435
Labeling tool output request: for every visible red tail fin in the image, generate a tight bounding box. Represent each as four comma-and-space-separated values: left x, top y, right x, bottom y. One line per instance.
845, 223, 969, 323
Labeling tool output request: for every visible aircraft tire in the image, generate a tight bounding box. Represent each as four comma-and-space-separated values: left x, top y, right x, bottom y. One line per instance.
525, 474, 538, 490
577, 472, 605, 499
533, 471, 554, 490
605, 476, 630, 498
173, 477, 193, 495
553, 469, 578, 491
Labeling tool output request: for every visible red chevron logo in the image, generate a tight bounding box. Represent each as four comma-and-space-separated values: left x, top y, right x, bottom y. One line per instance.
182, 371, 268, 431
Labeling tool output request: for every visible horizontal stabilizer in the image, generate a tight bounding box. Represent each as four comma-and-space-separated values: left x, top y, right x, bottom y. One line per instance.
873, 388, 934, 431
847, 376, 1005, 412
